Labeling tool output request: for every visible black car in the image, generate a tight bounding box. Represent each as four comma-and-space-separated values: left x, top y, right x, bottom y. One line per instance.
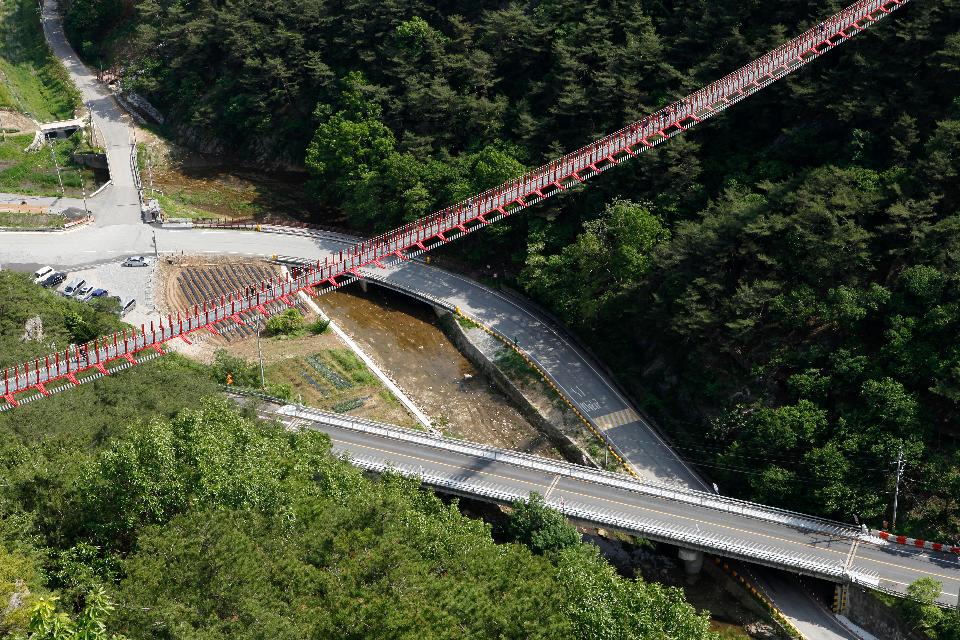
40, 271, 67, 288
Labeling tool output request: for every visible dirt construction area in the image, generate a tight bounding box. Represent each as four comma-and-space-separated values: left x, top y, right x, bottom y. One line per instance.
155, 255, 417, 427
0, 109, 35, 134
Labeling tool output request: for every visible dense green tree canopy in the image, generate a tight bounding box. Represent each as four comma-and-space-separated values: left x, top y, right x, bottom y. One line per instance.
504, 492, 582, 554
68, 0, 960, 544
0, 349, 717, 639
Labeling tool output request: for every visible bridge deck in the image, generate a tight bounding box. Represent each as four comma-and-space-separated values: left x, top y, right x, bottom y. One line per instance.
279, 405, 960, 608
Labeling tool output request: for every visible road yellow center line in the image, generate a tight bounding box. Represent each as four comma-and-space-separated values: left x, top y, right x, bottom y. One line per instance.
329, 435, 960, 587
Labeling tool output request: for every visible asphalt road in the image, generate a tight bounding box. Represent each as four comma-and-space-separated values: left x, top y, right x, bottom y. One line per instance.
41, 0, 141, 228
285, 407, 960, 609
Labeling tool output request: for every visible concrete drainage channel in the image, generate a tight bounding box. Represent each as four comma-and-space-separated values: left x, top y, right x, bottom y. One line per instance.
283, 267, 435, 433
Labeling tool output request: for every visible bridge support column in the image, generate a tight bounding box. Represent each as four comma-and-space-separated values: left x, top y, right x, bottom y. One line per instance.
677, 548, 703, 576
833, 584, 849, 615
359, 279, 368, 293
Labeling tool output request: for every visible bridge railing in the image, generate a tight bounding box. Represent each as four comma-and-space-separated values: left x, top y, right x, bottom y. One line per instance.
353, 0, 907, 264
1, 0, 911, 407
279, 405, 866, 543
338, 431, 879, 584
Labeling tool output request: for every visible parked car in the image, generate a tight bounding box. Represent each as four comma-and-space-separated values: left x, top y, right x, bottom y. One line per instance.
75, 284, 95, 299
63, 278, 85, 296
80, 288, 108, 302
33, 266, 54, 283
40, 271, 66, 288
118, 297, 136, 315
122, 256, 149, 267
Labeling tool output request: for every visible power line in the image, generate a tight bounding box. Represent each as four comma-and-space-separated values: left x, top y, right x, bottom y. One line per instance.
891, 444, 906, 530
665, 440, 896, 469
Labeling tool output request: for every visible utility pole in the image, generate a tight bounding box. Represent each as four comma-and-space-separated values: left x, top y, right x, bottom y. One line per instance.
77, 169, 88, 213
146, 145, 155, 194
256, 322, 266, 388
891, 444, 905, 531
50, 145, 65, 196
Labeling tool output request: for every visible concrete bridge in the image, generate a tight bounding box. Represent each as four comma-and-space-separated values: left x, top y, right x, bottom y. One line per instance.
39, 117, 84, 139
277, 404, 960, 610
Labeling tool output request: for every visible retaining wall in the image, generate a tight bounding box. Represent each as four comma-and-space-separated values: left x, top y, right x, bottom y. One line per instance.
436, 308, 600, 468
71, 151, 108, 169
847, 587, 927, 640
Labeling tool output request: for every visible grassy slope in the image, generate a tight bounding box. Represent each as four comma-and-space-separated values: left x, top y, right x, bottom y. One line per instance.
136, 142, 315, 223
0, 0, 79, 120
0, 133, 97, 197
0, 0, 94, 199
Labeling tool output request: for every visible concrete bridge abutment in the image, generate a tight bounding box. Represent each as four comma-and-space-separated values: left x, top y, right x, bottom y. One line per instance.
678, 548, 704, 575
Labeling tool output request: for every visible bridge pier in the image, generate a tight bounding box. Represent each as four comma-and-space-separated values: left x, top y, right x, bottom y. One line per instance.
677, 548, 703, 575
832, 583, 849, 615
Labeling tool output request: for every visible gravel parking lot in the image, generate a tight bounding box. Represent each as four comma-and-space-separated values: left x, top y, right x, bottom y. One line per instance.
55, 258, 158, 328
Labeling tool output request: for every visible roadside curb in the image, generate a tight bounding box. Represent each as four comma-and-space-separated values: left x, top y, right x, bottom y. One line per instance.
715, 559, 805, 639
89, 179, 112, 198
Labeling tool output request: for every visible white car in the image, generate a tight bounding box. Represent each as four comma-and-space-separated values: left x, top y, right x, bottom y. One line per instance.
122, 256, 149, 267
75, 284, 95, 299
33, 266, 54, 283
118, 297, 136, 315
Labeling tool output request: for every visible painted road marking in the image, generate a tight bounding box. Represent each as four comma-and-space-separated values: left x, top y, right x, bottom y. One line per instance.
544, 475, 561, 501
593, 408, 641, 431
581, 399, 602, 413
844, 539, 860, 571
323, 433, 960, 588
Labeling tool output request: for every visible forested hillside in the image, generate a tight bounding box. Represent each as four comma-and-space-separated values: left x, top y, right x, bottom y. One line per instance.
0, 359, 716, 638
68, 0, 960, 541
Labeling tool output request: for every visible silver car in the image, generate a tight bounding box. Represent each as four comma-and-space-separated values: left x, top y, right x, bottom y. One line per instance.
63, 278, 86, 296
122, 256, 149, 267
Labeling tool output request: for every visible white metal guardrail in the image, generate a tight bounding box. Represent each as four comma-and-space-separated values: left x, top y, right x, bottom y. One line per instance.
279, 405, 864, 542
340, 447, 884, 587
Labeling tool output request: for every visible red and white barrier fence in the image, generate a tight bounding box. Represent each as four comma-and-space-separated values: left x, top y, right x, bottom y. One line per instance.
1, 0, 912, 409
877, 531, 960, 555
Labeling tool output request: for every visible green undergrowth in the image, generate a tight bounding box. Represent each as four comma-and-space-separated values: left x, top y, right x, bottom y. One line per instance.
0, 209, 64, 229
0, 0, 80, 120
0, 133, 99, 196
